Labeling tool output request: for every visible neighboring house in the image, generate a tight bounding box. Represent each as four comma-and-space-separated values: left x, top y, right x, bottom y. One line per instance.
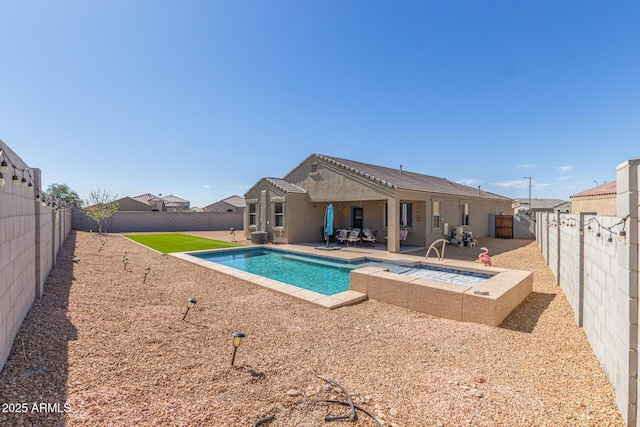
570, 181, 617, 215
163, 194, 190, 211
512, 198, 569, 216
115, 193, 190, 212
205, 195, 246, 212
244, 154, 512, 253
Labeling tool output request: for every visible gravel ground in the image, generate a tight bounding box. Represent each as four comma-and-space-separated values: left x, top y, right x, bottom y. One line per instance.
0, 231, 625, 426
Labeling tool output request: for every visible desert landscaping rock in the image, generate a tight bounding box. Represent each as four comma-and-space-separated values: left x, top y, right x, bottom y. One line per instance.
0, 231, 626, 426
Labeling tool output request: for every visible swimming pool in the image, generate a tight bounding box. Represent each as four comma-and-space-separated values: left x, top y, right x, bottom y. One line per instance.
192, 248, 393, 295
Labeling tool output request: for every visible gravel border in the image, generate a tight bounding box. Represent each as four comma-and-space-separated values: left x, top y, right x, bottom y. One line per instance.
0, 231, 625, 426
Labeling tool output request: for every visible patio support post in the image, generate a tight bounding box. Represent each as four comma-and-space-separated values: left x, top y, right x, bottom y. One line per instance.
259, 190, 267, 232
387, 197, 400, 253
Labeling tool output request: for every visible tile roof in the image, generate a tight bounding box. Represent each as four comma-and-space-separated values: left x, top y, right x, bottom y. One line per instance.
222, 195, 246, 208
265, 178, 307, 194
163, 194, 189, 203
131, 193, 187, 208
571, 181, 617, 198
311, 154, 510, 200
514, 198, 568, 209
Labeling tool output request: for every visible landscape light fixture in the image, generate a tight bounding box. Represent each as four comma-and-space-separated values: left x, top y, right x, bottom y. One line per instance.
144, 267, 151, 283
182, 298, 197, 321
123, 257, 128, 270
230, 331, 245, 367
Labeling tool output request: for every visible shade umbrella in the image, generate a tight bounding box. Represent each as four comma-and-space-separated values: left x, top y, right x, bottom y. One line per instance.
324, 203, 334, 247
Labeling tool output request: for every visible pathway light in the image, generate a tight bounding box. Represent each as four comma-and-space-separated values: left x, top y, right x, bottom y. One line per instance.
231, 331, 245, 367
182, 298, 197, 321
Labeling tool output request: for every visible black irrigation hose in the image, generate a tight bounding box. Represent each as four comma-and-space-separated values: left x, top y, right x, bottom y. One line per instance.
323, 400, 384, 426
252, 414, 275, 427
319, 376, 357, 422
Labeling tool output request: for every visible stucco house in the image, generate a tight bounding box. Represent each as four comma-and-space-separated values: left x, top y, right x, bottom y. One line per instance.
115, 193, 190, 212
244, 154, 512, 253
512, 198, 569, 216
204, 195, 246, 212
570, 181, 617, 215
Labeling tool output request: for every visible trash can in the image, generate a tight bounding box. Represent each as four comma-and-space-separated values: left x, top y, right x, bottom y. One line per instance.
251, 231, 268, 244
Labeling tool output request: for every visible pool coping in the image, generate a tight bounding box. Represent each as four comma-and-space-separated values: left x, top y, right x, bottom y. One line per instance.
170, 249, 369, 309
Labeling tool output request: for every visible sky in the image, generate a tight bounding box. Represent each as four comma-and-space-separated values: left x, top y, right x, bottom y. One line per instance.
1, 1, 638, 208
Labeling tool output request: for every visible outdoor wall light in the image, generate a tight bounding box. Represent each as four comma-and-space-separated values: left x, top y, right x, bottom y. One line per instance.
619, 231, 627, 242
230, 331, 245, 367
144, 267, 151, 283
182, 298, 197, 321
0, 159, 7, 173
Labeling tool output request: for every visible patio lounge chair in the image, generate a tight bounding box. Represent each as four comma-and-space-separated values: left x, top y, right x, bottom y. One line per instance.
346, 229, 361, 246
362, 229, 377, 246
399, 229, 408, 246
335, 229, 349, 245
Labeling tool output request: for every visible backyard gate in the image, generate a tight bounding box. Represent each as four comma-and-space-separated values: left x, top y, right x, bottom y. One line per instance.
495, 215, 513, 239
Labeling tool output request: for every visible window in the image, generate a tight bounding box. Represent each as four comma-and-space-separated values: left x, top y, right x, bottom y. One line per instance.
432, 200, 441, 229
461, 202, 470, 226
274, 202, 284, 227
400, 202, 413, 228
384, 202, 413, 228
311, 163, 318, 173
248, 203, 257, 226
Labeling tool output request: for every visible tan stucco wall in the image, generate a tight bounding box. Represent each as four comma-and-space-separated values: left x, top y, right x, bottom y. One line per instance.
118, 198, 153, 211
571, 195, 617, 216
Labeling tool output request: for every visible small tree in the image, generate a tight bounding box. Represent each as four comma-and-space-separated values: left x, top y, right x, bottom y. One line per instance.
84, 188, 120, 234
47, 183, 83, 207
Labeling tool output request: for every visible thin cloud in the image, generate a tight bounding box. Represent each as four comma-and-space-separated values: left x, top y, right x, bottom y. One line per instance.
456, 178, 482, 186
557, 165, 573, 172
202, 184, 211, 189
557, 175, 572, 181
517, 164, 537, 170
493, 180, 529, 189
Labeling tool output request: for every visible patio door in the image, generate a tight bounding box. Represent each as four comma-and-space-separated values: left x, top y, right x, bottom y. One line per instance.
351, 207, 363, 229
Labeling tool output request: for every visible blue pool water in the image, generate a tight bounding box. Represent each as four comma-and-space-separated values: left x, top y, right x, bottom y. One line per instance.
192, 248, 391, 295
391, 265, 492, 286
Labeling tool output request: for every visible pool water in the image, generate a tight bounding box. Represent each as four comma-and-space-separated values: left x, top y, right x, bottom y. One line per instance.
193, 248, 391, 295
391, 265, 492, 286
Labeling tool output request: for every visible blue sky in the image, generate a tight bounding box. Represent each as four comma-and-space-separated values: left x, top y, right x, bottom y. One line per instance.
1, 1, 638, 207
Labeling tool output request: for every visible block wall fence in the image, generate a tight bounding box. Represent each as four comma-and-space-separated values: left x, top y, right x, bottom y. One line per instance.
536, 159, 640, 427
0, 141, 72, 372
71, 209, 244, 233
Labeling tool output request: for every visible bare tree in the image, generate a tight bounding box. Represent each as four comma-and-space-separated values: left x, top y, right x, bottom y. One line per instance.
83, 188, 120, 234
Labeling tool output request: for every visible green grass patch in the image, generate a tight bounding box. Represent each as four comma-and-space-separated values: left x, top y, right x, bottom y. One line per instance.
124, 233, 244, 253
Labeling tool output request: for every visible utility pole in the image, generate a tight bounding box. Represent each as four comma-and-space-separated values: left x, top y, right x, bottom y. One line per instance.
523, 176, 532, 217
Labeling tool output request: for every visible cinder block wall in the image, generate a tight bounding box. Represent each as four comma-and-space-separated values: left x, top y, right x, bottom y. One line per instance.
536, 158, 640, 427
0, 141, 72, 372
72, 208, 243, 233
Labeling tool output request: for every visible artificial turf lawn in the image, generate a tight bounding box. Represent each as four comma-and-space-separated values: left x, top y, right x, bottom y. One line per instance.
124, 233, 244, 253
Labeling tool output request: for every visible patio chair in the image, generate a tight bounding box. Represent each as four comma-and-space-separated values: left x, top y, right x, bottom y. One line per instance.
346, 229, 361, 246
362, 229, 377, 246
399, 229, 408, 246
335, 229, 349, 245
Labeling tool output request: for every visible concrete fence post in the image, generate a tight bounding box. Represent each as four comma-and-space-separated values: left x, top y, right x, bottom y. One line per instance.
616, 159, 640, 427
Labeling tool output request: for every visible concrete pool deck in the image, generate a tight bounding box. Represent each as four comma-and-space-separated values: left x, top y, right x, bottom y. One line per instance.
171, 243, 533, 325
